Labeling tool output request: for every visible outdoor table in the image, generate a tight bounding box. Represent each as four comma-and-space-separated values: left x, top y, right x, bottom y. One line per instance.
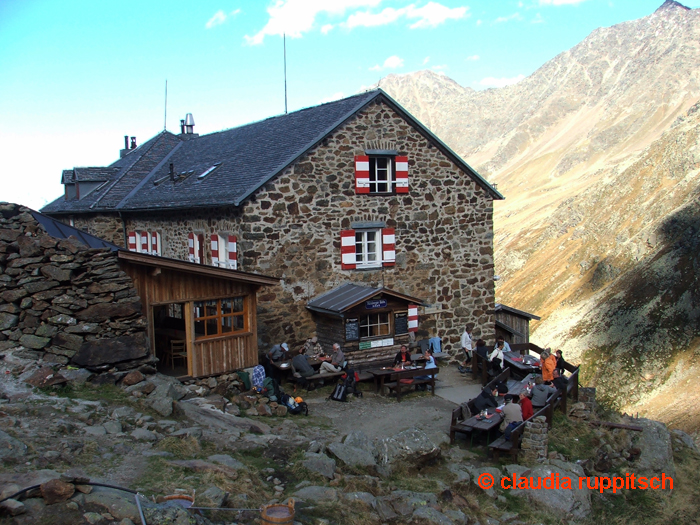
269, 357, 325, 384
368, 365, 426, 394
503, 351, 541, 378
507, 373, 537, 397
460, 407, 503, 447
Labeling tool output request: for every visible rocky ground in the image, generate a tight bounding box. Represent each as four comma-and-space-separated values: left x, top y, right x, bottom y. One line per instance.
0, 350, 699, 525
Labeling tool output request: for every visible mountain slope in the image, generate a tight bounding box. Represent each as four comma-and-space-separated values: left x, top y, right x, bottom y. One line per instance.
379, 3, 700, 432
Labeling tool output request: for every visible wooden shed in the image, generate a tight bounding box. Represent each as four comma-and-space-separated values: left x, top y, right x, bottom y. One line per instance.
118, 250, 279, 378
306, 283, 423, 366
494, 303, 541, 345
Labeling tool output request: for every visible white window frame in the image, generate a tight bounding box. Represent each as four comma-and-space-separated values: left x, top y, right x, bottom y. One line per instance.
355, 229, 382, 268
369, 157, 395, 194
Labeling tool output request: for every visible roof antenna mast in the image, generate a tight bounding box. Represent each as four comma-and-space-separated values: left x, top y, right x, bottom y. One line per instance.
164, 79, 168, 131
284, 33, 288, 114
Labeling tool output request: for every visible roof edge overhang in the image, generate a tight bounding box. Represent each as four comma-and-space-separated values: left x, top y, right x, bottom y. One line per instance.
495, 319, 526, 339
307, 284, 425, 316
117, 250, 280, 286
495, 303, 541, 320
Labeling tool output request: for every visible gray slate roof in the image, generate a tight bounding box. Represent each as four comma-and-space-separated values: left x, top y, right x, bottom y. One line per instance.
307, 283, 423, 317
42, 89, 502, 215
494, 303, 541, 320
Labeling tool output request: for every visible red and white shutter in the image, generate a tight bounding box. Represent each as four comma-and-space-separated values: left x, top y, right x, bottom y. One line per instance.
187, 232, 195, 262
127, 231, 137, 251
395, 156, 409, 193
151, 232, 159, 255
211, 235, 219, 266
140, 231, 149, 253
382, 228, 395, 267
340, 230, 356, 270
408, 304, 419, 332
229, 235, 238, 270
354, 155, 370, 194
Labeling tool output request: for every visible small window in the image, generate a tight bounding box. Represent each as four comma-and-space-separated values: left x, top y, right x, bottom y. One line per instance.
360, 312, 390, 339
369, 157, 394, 193
355, 230, 381, 268
194, 296, 246, 339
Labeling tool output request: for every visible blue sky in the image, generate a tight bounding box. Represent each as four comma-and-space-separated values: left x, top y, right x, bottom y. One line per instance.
1, 0, 696, 210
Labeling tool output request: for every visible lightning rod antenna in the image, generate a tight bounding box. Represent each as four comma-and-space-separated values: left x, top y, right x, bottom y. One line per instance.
164, 80, 168, 131
284, 33, 288, 114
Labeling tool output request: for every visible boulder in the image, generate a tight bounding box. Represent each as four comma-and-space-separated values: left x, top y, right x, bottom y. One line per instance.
0, 430, 27, 458
631, 418, 675, 478
509, 464, 591, 519
327, 442, 377, 468
72, 332, 149, 367
199, 486, 228, 508
59, 367, 93, 384
207, 454, 245, 470
19, 334, 51, 350
122, 370, 145, 386
302, 452, 337, 479
147, 397, 174, 417
412, 506, 454, 525
0, 499, 25, 516
341, 491, 376, 507
177, 398, 271, 434
374, 428, 441, 467
40, 479, 75, 504
293, 485, 338, 503
672, 429, 698, 452
130, 428, 157, 442
0, 313, 19, 331
24, 367, 67, 388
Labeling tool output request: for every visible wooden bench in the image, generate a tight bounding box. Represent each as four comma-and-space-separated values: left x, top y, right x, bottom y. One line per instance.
488, 405, 548, 461
449, 399, 477, 444
558, 366, 580, 415
472, 352, 490, 385
383, 367, 439, 402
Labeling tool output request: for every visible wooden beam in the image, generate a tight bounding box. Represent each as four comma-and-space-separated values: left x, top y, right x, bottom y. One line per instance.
589, 420, 644, 432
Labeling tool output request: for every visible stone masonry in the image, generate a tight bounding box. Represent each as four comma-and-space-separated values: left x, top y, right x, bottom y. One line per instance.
0, 203, 151, 370
69, 99, 497, 356
520, 415, 549, 464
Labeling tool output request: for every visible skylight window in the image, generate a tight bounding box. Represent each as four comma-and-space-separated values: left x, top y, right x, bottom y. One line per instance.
198, 163, 221, 180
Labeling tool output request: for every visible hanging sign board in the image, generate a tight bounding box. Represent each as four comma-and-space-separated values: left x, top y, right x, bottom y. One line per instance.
365, 299, 387, 310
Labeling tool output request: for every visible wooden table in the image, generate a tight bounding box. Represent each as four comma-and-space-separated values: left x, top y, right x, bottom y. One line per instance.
507, 373, 538, 397
368, 365, 432, 395
503, 351, 541, 378
460, 407, 503, 446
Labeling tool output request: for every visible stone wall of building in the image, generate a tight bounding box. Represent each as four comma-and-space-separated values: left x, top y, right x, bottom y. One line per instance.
0, 203, 150, 370
59, 99, 496, 356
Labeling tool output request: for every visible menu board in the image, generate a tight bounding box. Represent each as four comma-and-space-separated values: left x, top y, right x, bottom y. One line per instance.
395, 312, 408, 335
345, 318, 359, 341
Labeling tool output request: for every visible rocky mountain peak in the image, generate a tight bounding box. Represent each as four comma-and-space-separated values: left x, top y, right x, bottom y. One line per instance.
655, 0, 690, 12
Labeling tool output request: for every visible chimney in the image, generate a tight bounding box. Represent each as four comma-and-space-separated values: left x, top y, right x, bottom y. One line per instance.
169, 163, 175, 181
184, 113, 195, 134
120, 135, 130, 158
180, 119, 185, 134
130, 137, 137, 149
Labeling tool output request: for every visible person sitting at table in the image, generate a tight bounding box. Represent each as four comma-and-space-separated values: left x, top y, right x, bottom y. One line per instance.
304, 336, 324, 357
473, 386, 499, 412
519, 391, 534, 420
488, 341, 505, 373
393, 344, 411, 367
319, 343, 345, 374
552, 369, 568, 391
268, 342, 289, 363
540, 349, 557, 383
495, 336, 512, 353
291, 347, 315, 380
531, 376, 557, 408
499, 395, 523, 440
414, 348, 437, 391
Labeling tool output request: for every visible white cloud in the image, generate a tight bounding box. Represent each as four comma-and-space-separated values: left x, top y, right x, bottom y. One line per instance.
494, 12, 522, 23
205, 9, 241, 29
407, 2, 468, 29
245, 0, 381, 45
465, 54, 479, 61
206, 10, 227, 29
480, 74, 525, 88
476, 19, 482, 26
539, 0, 588, 5
346, 2, 468, 30
321, 23, 334, 34
319, 92, 345, 103
369, 55, 404, 71
531, 13, 544, 23
423, 56, 430, 65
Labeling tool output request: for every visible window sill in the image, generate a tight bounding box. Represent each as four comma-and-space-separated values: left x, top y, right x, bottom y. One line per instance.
194, 331, 252, 343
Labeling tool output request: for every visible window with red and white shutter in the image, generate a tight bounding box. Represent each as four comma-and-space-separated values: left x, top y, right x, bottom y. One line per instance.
140, 232, 149, 253
354, 155, 370, 194
151, 232, 160, 255
127, 231, 137, 251
210, 235, 219, 266
228, 235, 238, 270
187, 232, 195, 262
354, 154, 409, 194
408, 304, 418, 332
340, 228, 396, 269
395, 156, 409, 193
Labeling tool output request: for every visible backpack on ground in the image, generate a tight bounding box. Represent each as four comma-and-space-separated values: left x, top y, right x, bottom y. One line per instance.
262, 376, 281, 402
237, 371, 251, 391
329, 382, 347, 402
280, 393, 308, 415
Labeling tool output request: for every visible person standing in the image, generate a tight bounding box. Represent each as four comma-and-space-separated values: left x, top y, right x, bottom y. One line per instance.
459, 326, 473, 372
319, 343, 345, 374
541, 350, 557, 383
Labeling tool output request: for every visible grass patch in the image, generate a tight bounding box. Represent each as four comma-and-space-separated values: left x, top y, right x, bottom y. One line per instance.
43, 382, 134, 404
548, 412, 599, 460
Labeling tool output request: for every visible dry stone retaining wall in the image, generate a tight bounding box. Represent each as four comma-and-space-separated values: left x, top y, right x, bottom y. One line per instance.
67, 100, 496, 355
0, 203, 150, 370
